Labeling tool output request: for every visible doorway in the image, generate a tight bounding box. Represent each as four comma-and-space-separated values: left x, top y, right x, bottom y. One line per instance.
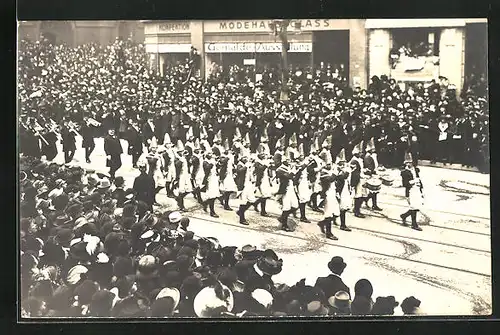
312, 30, 349, 77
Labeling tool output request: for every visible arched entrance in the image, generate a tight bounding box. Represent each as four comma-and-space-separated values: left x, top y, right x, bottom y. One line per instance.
39, 21, 75, 46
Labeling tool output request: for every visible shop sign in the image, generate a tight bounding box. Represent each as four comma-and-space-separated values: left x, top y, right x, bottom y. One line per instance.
158, 21, 190, 33
205, 19, 334, 33
205, 43, 312, 53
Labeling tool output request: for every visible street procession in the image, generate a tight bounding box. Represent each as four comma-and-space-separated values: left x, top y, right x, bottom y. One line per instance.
18, 19, 491, 318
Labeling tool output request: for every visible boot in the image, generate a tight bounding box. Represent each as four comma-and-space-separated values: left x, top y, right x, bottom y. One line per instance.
317, 219, 327, 234
195, 189, 203, 204
400, 210, 411, 226
411, 210, 422, 231
325, 219, 338, 240
253, 198, 261, 212
202, 200, 208, 213
372, 194, 382, 211
237, 205, 249, 225
299, 203, 310, 223
310, 194, 322, 212
177, 195, 186, 212
339, 211, 351, 231
209, 199, 219, 218
354, 199, 366, 218
279, 211, 291, 231
291, 208, 298, 219
223, 193, 232, 211
260, 199, 269, 217
165, 183, 173, 198
219, 196, 224, 206
364, 195, 371, 209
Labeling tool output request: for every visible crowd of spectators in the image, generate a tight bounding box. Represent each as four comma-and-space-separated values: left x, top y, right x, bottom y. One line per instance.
18, 38, 489, 172
20, 156, 423, 317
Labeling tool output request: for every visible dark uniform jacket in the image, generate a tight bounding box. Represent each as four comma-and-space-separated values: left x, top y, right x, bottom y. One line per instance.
80, 124, 96, 147
61, 128, 77, 152
235, 162, 247, 191
275, 165, 292, 195
401, 167, 421, 197
126, 126, 143, 154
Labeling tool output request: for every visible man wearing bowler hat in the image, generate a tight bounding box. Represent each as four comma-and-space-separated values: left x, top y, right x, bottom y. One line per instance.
104, 128, 123, 181
314, 256, 351, 299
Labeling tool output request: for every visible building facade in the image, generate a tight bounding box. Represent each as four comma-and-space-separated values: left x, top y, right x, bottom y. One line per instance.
143, 19, 368, 89
18, 21, 145, 46
366, 18, 487, 92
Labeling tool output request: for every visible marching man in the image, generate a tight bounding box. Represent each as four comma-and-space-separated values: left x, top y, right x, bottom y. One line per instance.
316, 161, 339, 240
349, 142, 367, 218
190, 139, 205, 204
308, 137, 324, 213
201, 151, 221, 218
104, 128, 123, 181
276, 157, 298, 232
138, 138, 165, 206
363, 138, 383, 211
174, 140, 193, 212
336, 149, 353, 232
400, 151, 424, 231
218, 142, 238, 211
235, 155, 256, 225
253, 152, 273, 217
162, 133, 177, 198
295, 144, 312, 223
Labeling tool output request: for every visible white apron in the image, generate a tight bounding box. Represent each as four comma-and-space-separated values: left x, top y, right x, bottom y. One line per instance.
339, 179, 353, 211
297, 169, 312, 203
282, 180, 299, 211
256, 165, 274, 199
193, 155, 205, 189
323, 181, 340, 218
164, 149, 177, 183
202, 161, 221, 201
238, 163, 257, 205
220, 155, 238, 193
177, 157, 193, 194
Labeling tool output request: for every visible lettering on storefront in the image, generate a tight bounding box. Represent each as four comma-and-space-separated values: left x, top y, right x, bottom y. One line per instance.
158, 22, 190, 32
205, 43, 312, 53
218, 19, 330, 31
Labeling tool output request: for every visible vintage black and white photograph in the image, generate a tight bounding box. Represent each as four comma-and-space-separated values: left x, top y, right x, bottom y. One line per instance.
17, 18, 490, 318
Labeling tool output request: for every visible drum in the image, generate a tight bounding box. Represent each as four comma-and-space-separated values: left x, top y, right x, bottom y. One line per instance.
380, 175, 394, 186
364, 177, 382, 191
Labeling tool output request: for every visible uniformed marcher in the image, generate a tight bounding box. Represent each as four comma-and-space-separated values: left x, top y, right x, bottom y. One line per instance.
316, 162, 339, 240
104, 128, 123, 181
336, 150, 353, 232
363, 138, 383, 211
349, 143, 367, 218
295, 146, 312, 223
275, 158, 298, 232
218, 144, 238, 211
81, 117, 97, 164
400, 152, 424, 231
253, 153, 273, 217
189, 140, 204, 204
173, 140, 193, 212
307, 138, 323, 213
61, 120, 78, 164
40, 125, 59, 161
201, 152, 221, 218
235, 155, 257, 225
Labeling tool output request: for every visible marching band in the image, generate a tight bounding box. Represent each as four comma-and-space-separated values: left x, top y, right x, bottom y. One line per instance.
20, 113, 424, 239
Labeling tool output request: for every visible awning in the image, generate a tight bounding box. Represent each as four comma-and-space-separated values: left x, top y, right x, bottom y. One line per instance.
365, 19, 468, 29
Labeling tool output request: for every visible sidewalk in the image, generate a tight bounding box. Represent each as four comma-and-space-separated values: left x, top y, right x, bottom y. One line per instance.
418, 160, 482, 173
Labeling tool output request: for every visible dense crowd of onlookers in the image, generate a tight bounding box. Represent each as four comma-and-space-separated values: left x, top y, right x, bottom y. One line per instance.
18, 38, 488, 172
20, 156, 424, 317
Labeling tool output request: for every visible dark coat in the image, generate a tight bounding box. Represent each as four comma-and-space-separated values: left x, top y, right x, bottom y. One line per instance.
133, 173, 155, 208
80, 124, 96, 147
314, 274, 351, 299
104, 135, 123, 168
61, 128, 77, 152
126, 126, 143, 154
276, 165, 292, 195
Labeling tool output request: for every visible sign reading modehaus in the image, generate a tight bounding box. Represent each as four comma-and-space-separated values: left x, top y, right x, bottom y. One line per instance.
204, 19, 338, 33
205, 43, 313, 53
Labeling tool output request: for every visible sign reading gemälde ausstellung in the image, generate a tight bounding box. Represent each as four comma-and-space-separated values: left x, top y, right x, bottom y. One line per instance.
205, 43, 313, 53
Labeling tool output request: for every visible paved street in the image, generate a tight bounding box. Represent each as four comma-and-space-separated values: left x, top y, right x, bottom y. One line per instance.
52, 137, 491, 316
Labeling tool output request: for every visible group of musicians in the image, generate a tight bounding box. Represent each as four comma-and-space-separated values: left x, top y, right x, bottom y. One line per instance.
19, 115, 425, 240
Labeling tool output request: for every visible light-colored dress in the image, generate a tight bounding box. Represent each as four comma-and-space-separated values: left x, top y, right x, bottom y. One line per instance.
177, 156, 193, 194
323, 177, 341, 218
220, 154, 238, 193
297, 168, 312, 204
255, 160, 274, 199
202, 159, 221, 201
164, 149, 177, 183
193, 154, 205, 189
